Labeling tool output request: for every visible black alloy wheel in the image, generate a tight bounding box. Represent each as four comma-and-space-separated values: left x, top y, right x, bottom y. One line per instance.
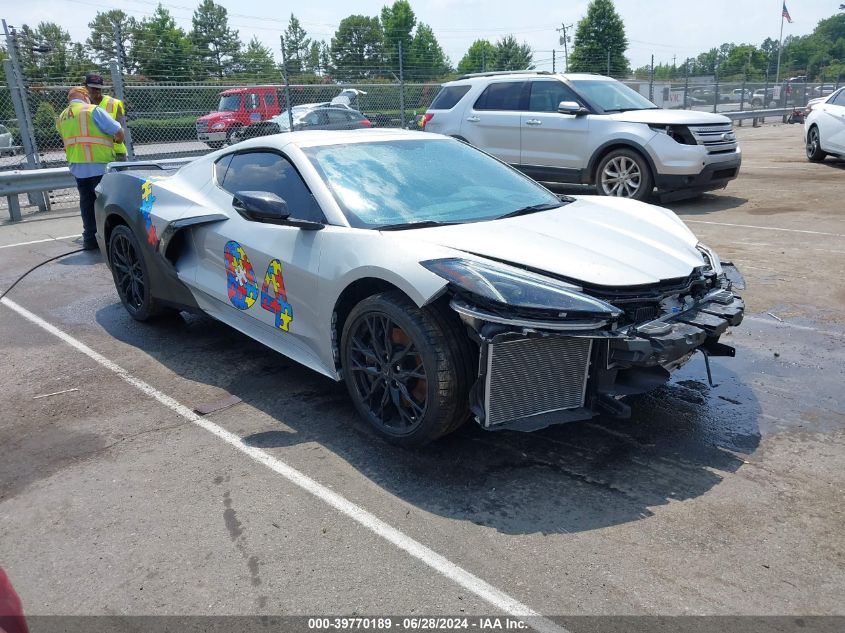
341, 292, 474, 447
108, 224, 162, 321
347, 312, 429, 433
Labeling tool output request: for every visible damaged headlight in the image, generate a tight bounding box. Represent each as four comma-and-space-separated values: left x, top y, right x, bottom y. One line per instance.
696, 242, 723, 274
421, 258, 622, 318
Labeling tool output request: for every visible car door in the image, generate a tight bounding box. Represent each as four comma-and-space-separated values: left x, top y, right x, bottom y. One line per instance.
519, 79, 591, 179
326, 109, 353, 130
819, 89, 845, 153
190, 150, 328, 368
460, 80, 526, 165
245, 92, 262, 124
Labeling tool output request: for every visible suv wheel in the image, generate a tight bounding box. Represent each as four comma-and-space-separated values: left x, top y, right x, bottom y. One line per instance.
595, 149, 653, 201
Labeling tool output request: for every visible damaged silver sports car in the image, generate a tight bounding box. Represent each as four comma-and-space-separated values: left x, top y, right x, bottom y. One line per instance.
95, 129, 745, 446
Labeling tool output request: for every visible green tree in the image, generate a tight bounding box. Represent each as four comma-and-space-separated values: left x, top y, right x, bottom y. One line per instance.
569, 0, 630, 76
306, 41, 322, 74
191, 0, 241, 78
408, 23, 450, 80
330, 15, 384, 81
131, 5, 193, 81
493, 35, 533, 71
235, 36, 277, 81
380, 0, 416, 72
16, 22, 93, 83
282, 15, 311, 75
457, 39, 496, 74
87, 10, 136, 70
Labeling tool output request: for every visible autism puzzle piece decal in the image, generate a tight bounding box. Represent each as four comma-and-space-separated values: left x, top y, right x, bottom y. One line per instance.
224, 240, 258, 310
260, 259, 293, 331
140, 178, 160, 246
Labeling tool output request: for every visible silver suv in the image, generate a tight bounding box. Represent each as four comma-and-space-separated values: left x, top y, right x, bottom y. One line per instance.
422, 71, 741, 200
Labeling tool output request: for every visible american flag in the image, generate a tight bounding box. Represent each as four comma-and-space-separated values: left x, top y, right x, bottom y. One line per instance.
782, 2, 793, 23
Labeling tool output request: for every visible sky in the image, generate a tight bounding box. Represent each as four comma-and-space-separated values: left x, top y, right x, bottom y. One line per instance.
2, 0, 842, 70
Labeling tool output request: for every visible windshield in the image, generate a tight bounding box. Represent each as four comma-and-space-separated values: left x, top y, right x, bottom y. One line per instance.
303, 139, 562, 229
571, 79, 657, 112
218, 94, 242, 112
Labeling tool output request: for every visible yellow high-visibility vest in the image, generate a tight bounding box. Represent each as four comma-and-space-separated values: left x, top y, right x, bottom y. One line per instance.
99, 95, 127, 155
58, 101, 116, 164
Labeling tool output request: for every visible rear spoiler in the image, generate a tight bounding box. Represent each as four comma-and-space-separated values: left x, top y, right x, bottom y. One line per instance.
106, 157, 193, 173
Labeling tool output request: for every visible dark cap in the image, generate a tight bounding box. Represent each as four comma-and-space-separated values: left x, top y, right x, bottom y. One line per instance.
84, 72, 106, 88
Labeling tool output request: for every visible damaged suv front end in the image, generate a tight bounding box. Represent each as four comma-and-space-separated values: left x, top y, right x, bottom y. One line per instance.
422, 250, 745, 431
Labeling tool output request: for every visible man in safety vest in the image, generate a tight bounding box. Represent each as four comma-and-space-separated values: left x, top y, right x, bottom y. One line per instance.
85, 72, 127, 161
57, 87, 124, 250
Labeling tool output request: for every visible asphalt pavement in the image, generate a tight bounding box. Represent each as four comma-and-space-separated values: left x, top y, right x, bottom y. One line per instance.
0, 123, 842, 630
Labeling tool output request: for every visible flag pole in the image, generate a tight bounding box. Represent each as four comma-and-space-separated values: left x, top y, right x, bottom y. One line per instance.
775, 3, 785, 84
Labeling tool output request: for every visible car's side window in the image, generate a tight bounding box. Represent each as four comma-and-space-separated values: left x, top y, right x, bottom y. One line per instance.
264, 92, 276, 106
220, 151, 324, 222
327, 110, 349, 124
301, 111, 328, 127
831, 90, 845, 107
214, 154, 233, 186
473, 81, 526, 111
528, 81, 581, 112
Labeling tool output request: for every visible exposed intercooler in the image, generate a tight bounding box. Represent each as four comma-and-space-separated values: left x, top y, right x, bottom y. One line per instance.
484, 336, 593, 427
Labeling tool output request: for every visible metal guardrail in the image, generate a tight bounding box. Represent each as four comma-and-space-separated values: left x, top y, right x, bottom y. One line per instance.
1, 158, 191, 222
724, 108, 793, 123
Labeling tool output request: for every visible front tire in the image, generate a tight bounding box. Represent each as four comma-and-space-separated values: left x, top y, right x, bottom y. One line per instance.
226, 127, 242, 145
595, 148, 654, 201
806, 126, 826, 162
108, 225, 163, 321
340, 292, 474, 447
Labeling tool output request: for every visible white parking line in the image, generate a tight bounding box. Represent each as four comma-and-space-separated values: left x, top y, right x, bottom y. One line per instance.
0, 295, 568, 633
684, 220, 844, 238
0, 234, 81, 249
745, 315, 845, 338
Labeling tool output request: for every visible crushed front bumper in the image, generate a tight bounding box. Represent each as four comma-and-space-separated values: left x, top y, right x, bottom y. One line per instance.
453, 287, 745, 432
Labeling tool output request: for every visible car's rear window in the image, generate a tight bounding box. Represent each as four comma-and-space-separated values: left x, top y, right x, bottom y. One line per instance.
429, 85, 471, 110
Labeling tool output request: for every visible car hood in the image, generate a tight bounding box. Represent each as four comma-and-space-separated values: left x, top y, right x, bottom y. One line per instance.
607, 109, 731, 126
198, 112, 238, 123
395, 197, 704, 288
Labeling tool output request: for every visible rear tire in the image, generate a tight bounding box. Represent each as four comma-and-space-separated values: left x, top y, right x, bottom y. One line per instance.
806, 126, 826, 162
108, 225, 165, 322
341, 292, 474, 447
595, 148, 653, 201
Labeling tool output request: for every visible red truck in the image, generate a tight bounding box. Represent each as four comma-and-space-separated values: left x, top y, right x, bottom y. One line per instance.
196, 86, 281, 148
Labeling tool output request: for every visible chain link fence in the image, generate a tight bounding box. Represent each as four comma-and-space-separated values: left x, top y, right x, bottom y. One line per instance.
2, 15, 842, 217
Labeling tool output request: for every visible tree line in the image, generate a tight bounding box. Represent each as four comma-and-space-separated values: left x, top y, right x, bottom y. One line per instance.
0, 0, 536, 85
633, 13, 845, 82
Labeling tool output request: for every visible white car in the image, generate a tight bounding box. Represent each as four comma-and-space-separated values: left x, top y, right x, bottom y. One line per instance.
805, 87, 845, 161
94, 129, 745, 446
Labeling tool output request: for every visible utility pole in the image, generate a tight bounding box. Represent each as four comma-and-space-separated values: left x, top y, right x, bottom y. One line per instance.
556, 23, 573, 72
648, 54, 654, 102
606, 50, 611, 76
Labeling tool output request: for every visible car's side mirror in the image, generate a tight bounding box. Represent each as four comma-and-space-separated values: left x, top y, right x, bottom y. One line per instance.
232, 191, 290, 224
558, 101, 588, 116
232, 191, 325, 231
